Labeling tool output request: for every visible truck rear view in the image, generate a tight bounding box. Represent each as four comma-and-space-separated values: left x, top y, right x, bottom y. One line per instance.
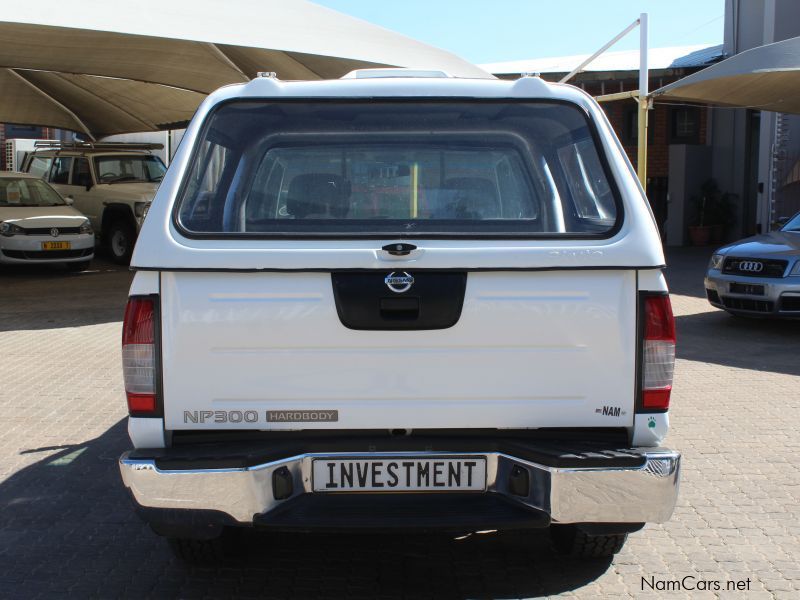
119, 72, 679, 563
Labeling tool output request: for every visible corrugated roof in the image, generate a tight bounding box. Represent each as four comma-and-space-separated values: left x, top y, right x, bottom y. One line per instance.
481, 44, 723, 76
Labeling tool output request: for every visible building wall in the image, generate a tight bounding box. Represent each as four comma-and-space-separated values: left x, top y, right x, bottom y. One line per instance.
601, 94, 708, 179
0, 124, 62, 170
551, 74, 706, 179
568, 75, 707, 235
497, 69, 712, 238
714, 0, 800, 235
667, 144, 713, 245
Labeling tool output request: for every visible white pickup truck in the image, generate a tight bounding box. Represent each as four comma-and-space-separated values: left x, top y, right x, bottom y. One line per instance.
119, 70, 680, 563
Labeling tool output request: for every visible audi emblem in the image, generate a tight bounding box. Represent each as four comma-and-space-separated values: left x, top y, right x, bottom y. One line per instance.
738, 260, 763, 273
50, 228, 60, 237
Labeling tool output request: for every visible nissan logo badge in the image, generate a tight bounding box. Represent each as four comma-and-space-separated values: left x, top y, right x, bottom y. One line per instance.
738, 260, 763, 273
385, 271, 414, 293
50, 228, 60, 237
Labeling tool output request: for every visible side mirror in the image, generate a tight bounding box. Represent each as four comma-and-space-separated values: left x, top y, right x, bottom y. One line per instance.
85, 182, 93, 192
64, 196, 74, 206
777, 216, 790, 226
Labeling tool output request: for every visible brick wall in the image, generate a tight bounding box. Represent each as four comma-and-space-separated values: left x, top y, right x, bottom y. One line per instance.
561, 75, 708, 234
606, 103, 707, 179
574, 76, 707, 178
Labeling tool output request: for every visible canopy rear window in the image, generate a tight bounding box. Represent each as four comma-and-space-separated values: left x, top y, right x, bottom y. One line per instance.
176, 100, 621, 237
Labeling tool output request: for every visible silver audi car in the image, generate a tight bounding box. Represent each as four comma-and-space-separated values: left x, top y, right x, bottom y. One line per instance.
705, 212, 800, 317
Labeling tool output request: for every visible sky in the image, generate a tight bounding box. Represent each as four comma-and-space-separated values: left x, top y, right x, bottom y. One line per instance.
314, 0, 725, 65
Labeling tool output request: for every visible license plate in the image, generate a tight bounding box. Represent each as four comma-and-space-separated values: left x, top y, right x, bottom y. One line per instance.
312, 457, 487, 492
41, 241, 71, 250
730, 282, 764, 295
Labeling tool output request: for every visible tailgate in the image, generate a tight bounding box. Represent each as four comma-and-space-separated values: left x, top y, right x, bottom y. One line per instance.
161, 269, 636, 431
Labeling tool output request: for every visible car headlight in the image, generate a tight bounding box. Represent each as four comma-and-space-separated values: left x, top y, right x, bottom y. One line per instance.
709, 254, 724, 270
79, 219, 93, 235
791, 261, 800, 276
0, 222, 24, 237
134, 201, 151, 219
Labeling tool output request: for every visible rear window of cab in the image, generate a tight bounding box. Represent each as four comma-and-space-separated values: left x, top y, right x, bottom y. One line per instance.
176, 100, 622, 238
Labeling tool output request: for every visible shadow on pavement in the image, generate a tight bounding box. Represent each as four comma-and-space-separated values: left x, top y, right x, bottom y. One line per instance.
0, 256, 131, 332
664, 246, 716, 299
676, 309, 800, 376
0, 420, 613, 598
663, 246, 800, 376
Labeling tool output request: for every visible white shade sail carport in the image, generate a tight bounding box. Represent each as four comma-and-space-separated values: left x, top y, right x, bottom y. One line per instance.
0, 69, 204, 138
0, 0, 490, 138
652, 35, 800, 114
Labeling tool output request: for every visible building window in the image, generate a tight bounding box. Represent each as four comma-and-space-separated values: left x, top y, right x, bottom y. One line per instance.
624, 107, 655, 144
669, 107, 700, 144
4, 125, 43, 139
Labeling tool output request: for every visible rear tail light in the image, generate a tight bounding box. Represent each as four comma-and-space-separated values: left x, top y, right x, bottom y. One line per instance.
642, 295, 676, 410
122, 297, 158, 415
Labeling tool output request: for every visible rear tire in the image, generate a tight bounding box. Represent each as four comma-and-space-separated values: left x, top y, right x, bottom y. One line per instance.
107, 220, 135, 265
550, 525, 627, 558
65, 260, 91, 273
168, 537, 226, 565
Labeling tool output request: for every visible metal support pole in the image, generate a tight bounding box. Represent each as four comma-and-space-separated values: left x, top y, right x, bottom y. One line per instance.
559, 13, 649, 188
559, 18, 641, 84
637, 12, 649, 188
595, 90, 639, 103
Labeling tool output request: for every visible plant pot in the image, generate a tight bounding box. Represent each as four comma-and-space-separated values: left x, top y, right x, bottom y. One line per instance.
688, 225, 712, 246
710, 224, 724, 244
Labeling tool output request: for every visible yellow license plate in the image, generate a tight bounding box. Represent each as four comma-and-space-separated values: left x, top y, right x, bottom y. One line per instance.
41, 241, 71, 250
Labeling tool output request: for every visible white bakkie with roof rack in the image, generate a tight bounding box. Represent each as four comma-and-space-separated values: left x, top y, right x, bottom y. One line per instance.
118, 69, 680, 564
23, 141, 166, 264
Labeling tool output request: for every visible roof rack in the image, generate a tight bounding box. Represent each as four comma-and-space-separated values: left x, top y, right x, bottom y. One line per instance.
33, 141, 164, 151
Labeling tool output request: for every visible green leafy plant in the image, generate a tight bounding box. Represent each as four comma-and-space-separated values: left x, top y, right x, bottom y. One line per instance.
690, 179, 736, 228
689, 193, 707, 227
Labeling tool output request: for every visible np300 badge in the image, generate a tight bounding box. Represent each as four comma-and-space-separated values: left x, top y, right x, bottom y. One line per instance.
385, 271, 414, 293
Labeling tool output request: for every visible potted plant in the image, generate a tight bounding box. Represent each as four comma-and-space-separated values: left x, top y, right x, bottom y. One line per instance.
688, 192, 711, 246
701, 180, 737, 243
688, 180, 736, 245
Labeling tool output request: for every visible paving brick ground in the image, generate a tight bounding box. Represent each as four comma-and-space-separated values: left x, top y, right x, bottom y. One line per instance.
0, 248, 798, 599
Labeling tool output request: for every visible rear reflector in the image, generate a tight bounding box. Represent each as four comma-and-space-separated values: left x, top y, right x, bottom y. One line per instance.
122, 297, 157, 415
642, 295, 676, 410
126, 392, 156, 413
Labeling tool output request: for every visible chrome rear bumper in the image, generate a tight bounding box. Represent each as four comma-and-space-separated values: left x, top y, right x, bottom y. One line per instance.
120, 448, 680, 526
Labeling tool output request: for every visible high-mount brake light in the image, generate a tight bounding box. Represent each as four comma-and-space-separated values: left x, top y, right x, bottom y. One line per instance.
122, 297, 157, 415
642, 295, 676, 410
